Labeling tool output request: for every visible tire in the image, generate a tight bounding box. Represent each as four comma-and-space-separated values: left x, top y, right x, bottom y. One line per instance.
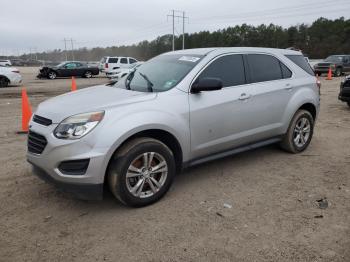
84, 71, 92, 78
47, 71, 57, 79
347, 102, 350, 108
108, 138, 176, 207
334, 68, 342, 77
280, 110, 314, 153
0, 77, 9, 88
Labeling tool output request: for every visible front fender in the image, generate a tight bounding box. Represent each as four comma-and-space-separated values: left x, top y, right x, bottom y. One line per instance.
95, 109, 190, 176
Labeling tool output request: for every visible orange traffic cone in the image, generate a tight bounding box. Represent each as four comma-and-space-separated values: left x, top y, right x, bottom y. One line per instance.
71, 76, 77, 91
326, 68, 332, 80
17, 88, 32, 134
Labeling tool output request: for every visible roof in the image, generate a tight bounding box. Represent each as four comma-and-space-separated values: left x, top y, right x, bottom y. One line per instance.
163, 47, 301, 56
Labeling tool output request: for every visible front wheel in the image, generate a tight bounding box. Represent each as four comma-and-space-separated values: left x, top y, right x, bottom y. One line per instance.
48, 71, 57, 79
280, 110, 314, 153
108, 138, 176, 207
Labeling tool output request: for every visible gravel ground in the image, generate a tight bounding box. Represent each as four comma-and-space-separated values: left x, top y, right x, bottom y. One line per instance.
0, 67, 349, 262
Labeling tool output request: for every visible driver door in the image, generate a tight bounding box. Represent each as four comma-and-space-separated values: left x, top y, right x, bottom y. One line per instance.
189, 54, 251, 159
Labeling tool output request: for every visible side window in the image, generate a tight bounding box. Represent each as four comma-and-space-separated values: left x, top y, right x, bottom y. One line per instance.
108, 58, 119, 63
280, 62, 292, 79
120, 58, 128, 64
65, 63, 76, 69
247, 54, 283, 83
129, 58, 137, 64
198, 55, 246, 87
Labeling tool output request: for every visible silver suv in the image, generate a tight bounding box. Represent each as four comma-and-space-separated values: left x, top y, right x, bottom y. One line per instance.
27, 48, 320, 207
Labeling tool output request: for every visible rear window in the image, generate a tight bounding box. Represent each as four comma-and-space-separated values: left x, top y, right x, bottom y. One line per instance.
108, 58, 119, 63
285, 55, 314, 76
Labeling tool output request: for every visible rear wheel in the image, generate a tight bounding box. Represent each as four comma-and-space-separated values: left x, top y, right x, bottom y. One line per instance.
48, 71, 57, 79
0, 77, 9, 88
84, 71, 92, 78
347, 102, 350, 108
108, 138, 176, 207
280, 110, 314, 153
334, 68, 342, 77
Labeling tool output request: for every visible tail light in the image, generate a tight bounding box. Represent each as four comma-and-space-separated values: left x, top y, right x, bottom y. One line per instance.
12, 70, 20, 73
105, 63, 108, 68
316, 76, 321, 95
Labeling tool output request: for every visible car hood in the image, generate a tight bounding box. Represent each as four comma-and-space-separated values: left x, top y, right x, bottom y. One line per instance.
35, 85, 157, 123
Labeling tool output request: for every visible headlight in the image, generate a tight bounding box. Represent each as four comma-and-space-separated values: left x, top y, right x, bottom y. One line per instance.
54, 111, 104, 139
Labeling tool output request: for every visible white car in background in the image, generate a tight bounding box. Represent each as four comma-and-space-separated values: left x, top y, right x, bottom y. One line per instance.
107, 62, 143, 81
0, 66, 22, 87
99, 56, 138, 74
0, 59, 12, 67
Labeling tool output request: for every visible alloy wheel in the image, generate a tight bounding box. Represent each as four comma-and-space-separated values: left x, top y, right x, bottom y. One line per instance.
293, 117, 311, 148
126, 152, 168, 199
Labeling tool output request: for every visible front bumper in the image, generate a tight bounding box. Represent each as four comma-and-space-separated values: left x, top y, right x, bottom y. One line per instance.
26, 120, 109, 200
29, 162, 103, 200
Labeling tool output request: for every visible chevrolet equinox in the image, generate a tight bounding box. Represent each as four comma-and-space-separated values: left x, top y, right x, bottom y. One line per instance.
27, 48, 320, 207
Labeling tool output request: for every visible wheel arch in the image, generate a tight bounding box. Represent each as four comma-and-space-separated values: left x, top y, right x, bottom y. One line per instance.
298, 102, 317, 120
0, 75, 10, 86
104, 128, 184, 184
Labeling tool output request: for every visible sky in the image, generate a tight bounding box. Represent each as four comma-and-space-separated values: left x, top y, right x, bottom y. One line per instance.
0, 0, 349, 56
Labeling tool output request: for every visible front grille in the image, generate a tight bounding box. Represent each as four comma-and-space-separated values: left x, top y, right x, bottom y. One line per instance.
28, 131, 47, 154
33, 115, 52, 126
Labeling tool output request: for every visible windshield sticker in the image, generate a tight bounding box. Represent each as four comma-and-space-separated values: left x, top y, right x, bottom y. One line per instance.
179, 56, 200, 63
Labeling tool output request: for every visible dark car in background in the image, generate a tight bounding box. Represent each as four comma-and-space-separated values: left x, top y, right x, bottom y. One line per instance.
339, 75, 350, 107
314, 55, 350, 77
37, 61, 99, 79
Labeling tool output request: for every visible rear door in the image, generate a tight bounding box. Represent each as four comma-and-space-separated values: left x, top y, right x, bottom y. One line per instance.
244, 53, 293, 137
119, 57, 129, 69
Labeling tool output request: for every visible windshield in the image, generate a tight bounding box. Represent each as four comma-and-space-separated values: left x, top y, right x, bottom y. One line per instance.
325, 56, 343, 63
116, 54, 203, 92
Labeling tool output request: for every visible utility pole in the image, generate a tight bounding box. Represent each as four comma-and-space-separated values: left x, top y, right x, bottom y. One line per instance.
167, 10, 188, 51
70, 38, 75, 61
63, 38, 68, 61
182, 11, 185, 50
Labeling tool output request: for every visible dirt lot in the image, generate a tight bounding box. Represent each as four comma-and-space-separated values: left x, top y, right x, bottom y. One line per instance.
0, 67, 349, 262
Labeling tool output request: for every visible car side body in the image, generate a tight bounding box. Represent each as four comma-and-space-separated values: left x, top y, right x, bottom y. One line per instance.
99, 56, 139, 74
37, 61, 99, 79
339, 75, 350, 107
0, 66, 22, 87
27, 47, 320, 204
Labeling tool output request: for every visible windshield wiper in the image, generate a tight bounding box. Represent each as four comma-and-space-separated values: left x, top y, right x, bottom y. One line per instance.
139, 72, 154, 92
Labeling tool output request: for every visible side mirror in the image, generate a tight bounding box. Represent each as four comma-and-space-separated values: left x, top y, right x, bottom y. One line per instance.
191, 77, 223, 93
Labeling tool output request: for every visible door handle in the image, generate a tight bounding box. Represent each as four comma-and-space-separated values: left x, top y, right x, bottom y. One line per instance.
239, 93, 251, 100
285, 83, 293, 90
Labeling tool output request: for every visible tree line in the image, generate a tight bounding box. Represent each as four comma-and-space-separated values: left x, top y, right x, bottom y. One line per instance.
18, 17, 350, 62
